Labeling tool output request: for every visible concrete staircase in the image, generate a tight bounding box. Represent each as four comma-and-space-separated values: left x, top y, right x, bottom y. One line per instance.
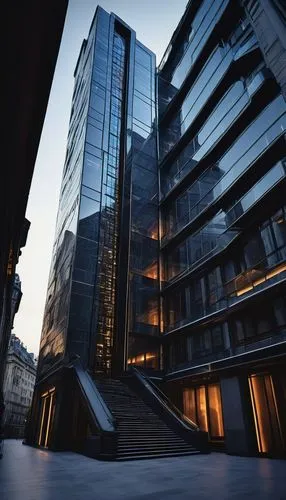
95, 378, 200, 461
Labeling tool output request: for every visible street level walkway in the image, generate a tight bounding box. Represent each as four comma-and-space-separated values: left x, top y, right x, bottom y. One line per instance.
0, 440, 285, 500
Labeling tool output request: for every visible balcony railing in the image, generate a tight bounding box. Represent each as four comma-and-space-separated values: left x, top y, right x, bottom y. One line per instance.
165, 250, 286, 334
163, 159, 285, 247
161, 69, 266, 198
167, 329, 286, 374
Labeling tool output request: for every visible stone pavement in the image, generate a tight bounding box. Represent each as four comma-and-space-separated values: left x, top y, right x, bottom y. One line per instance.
0, 440, 285, 500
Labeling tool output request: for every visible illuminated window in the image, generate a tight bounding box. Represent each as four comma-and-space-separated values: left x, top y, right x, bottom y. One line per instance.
183, 383, 224, 439
248, 374, 283, 454
37, 387, 56, 448
127, 352, 158, 369
208, 384, 224, 438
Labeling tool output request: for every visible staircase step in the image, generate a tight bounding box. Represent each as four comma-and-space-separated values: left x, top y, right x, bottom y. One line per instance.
117, 423, 173, 428
117, 428, 175, 434
117, 437, 187, 443
116, 450, 200, 461
117, 426, 174, 431
118, 444, 196, 455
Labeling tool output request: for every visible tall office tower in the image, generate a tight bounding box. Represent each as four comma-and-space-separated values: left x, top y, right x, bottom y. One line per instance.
158, 0, 286, 457
27, 7, 193, 460
36, 8, 159, 379
28, 1, 286, 460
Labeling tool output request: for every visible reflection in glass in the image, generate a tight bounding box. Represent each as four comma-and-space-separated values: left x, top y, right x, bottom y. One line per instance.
171, 0, 229, 90
196, 386, 208, 432
159, 20, 258, 160
183, 384, 224, 439
82, 152, 102, 192
93, 30, 127, 373
163, 98, 286, 241
208, 384, 224, 437
249, 374, 283, 454
183, 388, 196, 423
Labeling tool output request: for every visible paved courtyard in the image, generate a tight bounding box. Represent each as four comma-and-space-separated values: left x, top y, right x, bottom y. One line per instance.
0, 440, 285, 500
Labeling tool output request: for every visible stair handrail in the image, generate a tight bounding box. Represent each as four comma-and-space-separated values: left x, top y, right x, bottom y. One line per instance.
73, 360, 116, 433
131, 365, 199, 431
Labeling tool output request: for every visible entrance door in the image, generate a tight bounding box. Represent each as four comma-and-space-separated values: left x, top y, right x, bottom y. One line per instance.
249, 374, 284, 455
37, 388, 56, 448
183, 383, 224, 441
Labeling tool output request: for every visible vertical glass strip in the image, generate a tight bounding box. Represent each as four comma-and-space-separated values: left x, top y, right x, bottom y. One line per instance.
207, 383, 224, 438
94, 31, 126, 374
196, 386, 208, 432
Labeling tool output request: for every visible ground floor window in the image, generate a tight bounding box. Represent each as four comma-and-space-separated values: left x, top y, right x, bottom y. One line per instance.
183, 383, 224, 440
37, 387, 56, 448
248, 373, 284, 455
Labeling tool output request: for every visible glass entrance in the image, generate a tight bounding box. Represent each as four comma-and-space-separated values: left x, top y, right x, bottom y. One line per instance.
249, 373, 284, 455
183, 383, 224, 440
37, 387, 56, 448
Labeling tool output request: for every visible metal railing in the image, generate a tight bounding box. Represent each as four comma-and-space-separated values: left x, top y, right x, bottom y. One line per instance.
131, 365, 199, 431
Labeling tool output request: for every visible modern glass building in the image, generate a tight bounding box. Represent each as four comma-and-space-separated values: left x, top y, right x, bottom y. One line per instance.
158, 0, 286, 457
28, 1, 286, 460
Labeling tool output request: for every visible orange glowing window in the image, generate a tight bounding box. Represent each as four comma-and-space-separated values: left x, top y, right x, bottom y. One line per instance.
38, 387, 56, 449
183, 383, 224, 439
127, 352, 158, 368
236, 263, 286, 297
248, 374, 283, 454
208, 384, 224, 438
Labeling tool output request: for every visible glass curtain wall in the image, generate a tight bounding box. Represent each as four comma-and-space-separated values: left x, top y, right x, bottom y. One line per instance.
38, 23, 95, 375
93, 27, 127, 374
167, 292, 286, 371
159, 16, 258, 160
158, 0, 230, 115
164, 202, 286, 333
127, 43, 160, 367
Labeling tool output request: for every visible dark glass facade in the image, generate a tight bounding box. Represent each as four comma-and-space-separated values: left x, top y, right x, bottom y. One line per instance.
159, 0, 286, 457
32, 1, 286, 459
38, 8, 159, 379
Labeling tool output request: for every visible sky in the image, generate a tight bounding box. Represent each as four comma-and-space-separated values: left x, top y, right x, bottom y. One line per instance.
13, 0, 188, 355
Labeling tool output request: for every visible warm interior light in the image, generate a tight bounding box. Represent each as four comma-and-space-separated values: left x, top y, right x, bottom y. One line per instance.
196, 386, 208, 433
266, 263, 286, 280
128, 352, 156, 365
183, 388, 197, 424
253, 276, 266, 287
141, 263, 158, 279
236, 262, 286, 297
150, 231, 158, 240
236, 284, 253, 296
208, 384, 224, 438
38, 398, 47, 446
38, 387, 56, 448
44, 392, 54, 448
137, 308, 159, 326
145, 353, 156, 360
248, 375, 268, 453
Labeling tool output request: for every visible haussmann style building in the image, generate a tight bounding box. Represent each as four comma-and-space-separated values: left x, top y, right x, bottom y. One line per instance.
27, 0, 286, 460
3, 334, 36, 438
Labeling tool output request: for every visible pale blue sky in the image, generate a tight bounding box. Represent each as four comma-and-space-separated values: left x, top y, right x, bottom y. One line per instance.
14, 0, 188, 354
